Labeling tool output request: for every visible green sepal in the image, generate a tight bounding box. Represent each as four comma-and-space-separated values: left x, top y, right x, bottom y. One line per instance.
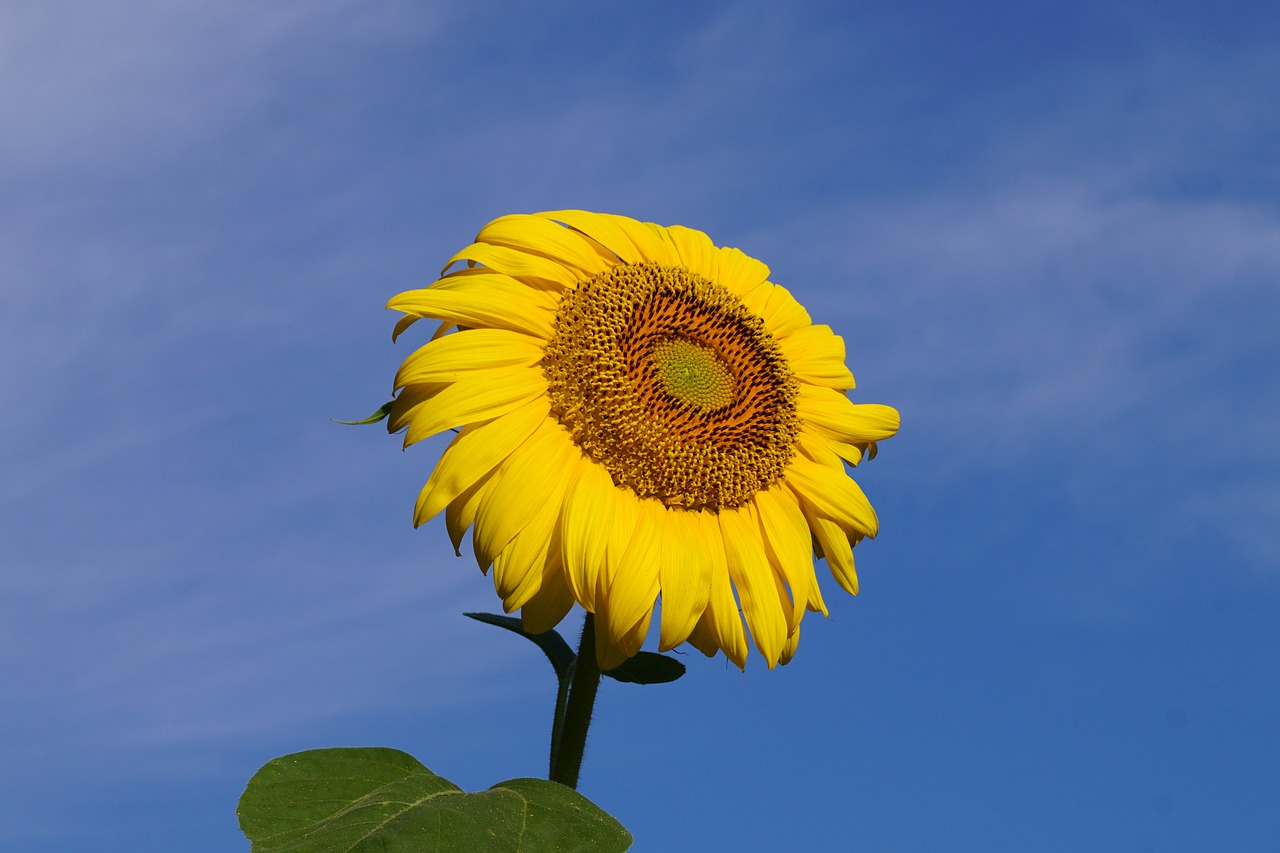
603, 651, 686, 684
238, 747, 632, 852
464, 612, 576, 683
332, 400, 395, 425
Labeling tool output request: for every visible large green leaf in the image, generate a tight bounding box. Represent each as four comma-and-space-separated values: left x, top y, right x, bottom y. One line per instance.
238, 748, 631, 852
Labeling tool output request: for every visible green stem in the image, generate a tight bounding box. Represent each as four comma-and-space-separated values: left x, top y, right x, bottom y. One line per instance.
550, 614, 602, 789
547, 665, 571, 780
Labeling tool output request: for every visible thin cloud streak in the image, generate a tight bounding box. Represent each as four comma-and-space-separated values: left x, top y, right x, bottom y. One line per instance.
853, 187, 1277, 572
770, 185, 1278, 450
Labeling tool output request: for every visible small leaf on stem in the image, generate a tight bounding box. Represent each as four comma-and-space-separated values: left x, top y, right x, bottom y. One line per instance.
464, 611, 576, 682
332, 401, 395, 425
603, 652, 686, 684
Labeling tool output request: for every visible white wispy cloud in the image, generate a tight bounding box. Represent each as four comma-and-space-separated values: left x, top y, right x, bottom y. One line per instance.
0, 0, 445, 177
788, 185, 1280, 453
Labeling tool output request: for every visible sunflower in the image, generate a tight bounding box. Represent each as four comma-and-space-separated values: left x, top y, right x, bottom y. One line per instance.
387, 211, 899, 670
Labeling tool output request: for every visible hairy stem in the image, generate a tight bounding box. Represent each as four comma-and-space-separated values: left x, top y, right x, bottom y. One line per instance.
550, 614, 602, 789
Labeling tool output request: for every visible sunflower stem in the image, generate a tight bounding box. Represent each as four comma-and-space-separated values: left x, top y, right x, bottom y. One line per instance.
550, 614, 601, 789
547, 666, 571, 780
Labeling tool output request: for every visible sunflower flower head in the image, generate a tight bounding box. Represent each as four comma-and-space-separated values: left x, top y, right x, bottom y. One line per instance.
387, 211, 899, 670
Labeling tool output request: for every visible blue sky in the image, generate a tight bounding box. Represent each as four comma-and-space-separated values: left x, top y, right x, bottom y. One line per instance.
2, 1, 1278, 850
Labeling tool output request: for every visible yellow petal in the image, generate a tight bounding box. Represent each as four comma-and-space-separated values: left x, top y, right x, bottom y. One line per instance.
797, 385, 900, 443
685, 616, 719, 659
594, 612, 631, 671
493, 452, 574, 612
736, 279, 774, 318
692, 511, 748, 668
603, 498, 664, 655
807, 569, 829, 616
394, 329, 544, 389
473, 419, 574, 570
753, 486, 812, 632
719, 505, 788, 669
779, 623, 801, 666
414, 396, 549, 525
802, 429, 873, 468
401, 367, 546, 447
535, 210, 678, 266
443, 242, 578, 289
446, 467, 499, 557
658, 508, 712, 652
780, 325, 856, 389
559, 459, 616, 613
786, 443, 880, 538
715, 245, 771, 296
794, 486, 858, 595
388, 277, 557, 338
425, 271, 561, 303
476, 214, 612, 278
645, 221, 685, 264
391, 313, 419, 342
494, 536, 546, 613
599, 489, 641, 594
663, 224, 720, 280
520, 551, 575, 635
751, 502, 805, 645
759, 284, 813, 339
387, 382, 447, 437
618, 605, 654, 660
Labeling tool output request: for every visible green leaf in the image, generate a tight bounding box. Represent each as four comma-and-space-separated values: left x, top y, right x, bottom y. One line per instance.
603, 652, 686, 684
332, 401, 395, 425
238, 748, 631, 853
464, 612, 576, 682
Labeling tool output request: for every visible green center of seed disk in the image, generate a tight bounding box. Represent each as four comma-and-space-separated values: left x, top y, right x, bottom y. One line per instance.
651, 338, 734, 411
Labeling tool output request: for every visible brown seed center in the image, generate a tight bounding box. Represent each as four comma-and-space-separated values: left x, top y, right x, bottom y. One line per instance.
541, 262, 799, 510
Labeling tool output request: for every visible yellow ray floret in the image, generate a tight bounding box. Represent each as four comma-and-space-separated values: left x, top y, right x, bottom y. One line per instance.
387, 211, 899, 669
